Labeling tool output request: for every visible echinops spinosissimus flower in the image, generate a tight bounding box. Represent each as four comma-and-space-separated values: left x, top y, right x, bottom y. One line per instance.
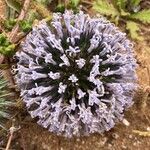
15, 10, 137, 137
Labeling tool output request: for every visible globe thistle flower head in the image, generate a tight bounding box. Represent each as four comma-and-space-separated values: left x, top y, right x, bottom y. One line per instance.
15, 11, 137, 137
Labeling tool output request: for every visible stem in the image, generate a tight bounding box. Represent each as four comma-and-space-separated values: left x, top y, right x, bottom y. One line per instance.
5, 131, 13, 150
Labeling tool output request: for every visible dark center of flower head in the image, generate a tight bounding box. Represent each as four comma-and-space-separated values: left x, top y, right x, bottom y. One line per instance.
15, 11, 137, 137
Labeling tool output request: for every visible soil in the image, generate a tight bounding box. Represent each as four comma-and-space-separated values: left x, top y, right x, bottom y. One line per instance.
0, 0, 150, 150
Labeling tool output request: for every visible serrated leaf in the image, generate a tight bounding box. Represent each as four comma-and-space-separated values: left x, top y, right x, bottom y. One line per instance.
5, 0, 21, 13
126, 21, 143, 41
129, 9, 150, 23
93, 0, 119, 17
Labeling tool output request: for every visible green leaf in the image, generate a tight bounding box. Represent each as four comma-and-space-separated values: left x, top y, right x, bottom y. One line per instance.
0, 44, 16, 56
4, 19, 17, 31
0, 34, 16, 56
115, 0, 127, 10
19, 20, 32, 32
27, 10, 38, 23
114, 0, 131, 16
70, 0, 80, 7
130, 0, 141, 7
129, 9, 150, 23
0, 34, 7, 45
126, 21, 143, 41
5, 0, 21, 13
93, 0, 119, 17
55, 2, 65, 13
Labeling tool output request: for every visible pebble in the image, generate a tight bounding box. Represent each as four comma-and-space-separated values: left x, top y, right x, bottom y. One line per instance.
122, 145, 127, 149
108, 143, 112, 147
147, 127, 150, 131
76, 138, 80, 142
101, 137, 108, 145
129, 135, 133, 139
112, 133, 119, 139
133, 142, 137, 146
122, 119, 130, 126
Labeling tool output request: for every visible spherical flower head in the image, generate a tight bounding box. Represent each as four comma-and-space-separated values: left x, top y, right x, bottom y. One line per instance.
15, 10, 137, 137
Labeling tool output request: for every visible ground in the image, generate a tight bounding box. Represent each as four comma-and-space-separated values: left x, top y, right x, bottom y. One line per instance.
0, 0, 150, 150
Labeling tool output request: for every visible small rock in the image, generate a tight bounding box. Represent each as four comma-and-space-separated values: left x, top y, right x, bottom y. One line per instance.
112, 133, 119, 139
76, 138, 80, 142
122, 119, 130, 126
147, 127, 150, 131
108, 143, 112, 147
129, 135, 133, 139
122, 145, 127, 149
101, 137, 108, 145
133, 142, 137, 146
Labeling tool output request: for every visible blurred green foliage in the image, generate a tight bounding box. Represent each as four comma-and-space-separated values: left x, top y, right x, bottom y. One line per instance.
5, 0, 22, 13
56, 0, 80, 13
0, 74, 14, 127
93, 0, 150, 41
0, 34, 15, 56
19, 20, 32, 32
3, 19, 17, 31
35, 0, 53, 5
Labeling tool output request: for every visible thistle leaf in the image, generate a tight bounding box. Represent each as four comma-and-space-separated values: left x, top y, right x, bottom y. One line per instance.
93, 0, 119, 17
126, 21, 143, 41
129, 9, 150, 23
5, 0, 21, 13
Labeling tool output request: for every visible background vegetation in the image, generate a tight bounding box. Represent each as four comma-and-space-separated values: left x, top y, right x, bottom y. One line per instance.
0, 0, 150, 149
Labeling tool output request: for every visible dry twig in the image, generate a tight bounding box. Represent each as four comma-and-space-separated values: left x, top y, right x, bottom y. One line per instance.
5, 125, 20, 150
133, 130, 150, 137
